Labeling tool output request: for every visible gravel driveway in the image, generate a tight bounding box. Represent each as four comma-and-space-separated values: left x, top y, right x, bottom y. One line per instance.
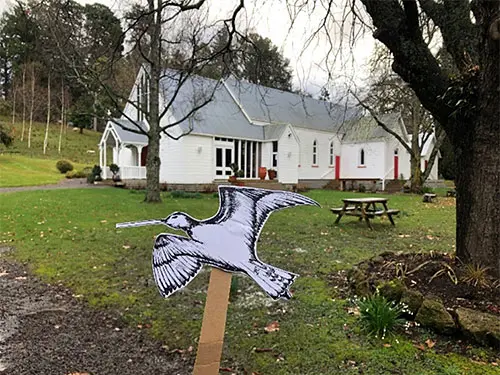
0, 248, 191, 375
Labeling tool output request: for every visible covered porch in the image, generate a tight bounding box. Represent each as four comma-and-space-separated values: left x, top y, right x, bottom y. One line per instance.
99, 119, 149, 180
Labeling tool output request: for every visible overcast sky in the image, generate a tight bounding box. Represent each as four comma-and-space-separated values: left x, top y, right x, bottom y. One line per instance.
0, 0, 375, 97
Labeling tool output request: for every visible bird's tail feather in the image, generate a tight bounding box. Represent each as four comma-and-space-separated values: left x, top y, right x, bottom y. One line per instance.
243, 261, 297, 300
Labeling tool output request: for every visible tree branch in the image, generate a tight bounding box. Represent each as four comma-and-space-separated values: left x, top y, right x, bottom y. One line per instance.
350, 90, 412, 154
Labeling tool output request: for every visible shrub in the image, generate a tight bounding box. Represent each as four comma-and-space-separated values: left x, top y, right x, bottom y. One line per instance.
66, 169, 91, 179
356, 293, 406, 339
109, 163, 120, 177
358, 184, 367, 193
56, 160, 74, 174
92, 165, 102, 181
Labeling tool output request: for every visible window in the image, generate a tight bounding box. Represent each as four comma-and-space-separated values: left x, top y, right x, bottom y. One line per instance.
394, 149, 398, 155
360, 148, 365, 166
312, 140, 318, 165
329, 141, 334, 165
272, 141, 278, 168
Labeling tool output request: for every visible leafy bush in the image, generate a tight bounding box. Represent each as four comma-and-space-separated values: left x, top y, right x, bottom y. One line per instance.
356, 293, 406, 339
66, 169, 91, 179
56, 160, 74, 174
86, 165, 102, 183
109, 163, 120, 177
170, 191, 202, 199
358, 184, 367, 193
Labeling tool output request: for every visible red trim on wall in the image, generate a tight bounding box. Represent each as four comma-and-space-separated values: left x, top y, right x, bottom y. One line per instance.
394, 155, 399, 179
335, 155, 340, 179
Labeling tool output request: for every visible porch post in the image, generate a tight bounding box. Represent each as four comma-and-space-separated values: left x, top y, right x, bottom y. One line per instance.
103, 144, 107, 179
137, 146, 143, 167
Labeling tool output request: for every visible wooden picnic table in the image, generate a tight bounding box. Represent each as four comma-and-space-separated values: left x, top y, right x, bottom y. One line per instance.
331, 197, 400, 230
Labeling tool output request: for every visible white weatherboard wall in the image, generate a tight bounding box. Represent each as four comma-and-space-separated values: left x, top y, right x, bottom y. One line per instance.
114, 146, 140, 167
294, 128, 337, 180
341, 142, 385, 179
277, 126, 299, 183
159, 132, 214, 184
261, 142, 273, 170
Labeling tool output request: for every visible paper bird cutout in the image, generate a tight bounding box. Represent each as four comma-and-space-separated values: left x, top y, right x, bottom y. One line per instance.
117, 186, 320, 299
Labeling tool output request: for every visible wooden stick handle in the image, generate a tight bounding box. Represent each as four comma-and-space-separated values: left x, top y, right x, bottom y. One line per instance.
193, 268, 232, 375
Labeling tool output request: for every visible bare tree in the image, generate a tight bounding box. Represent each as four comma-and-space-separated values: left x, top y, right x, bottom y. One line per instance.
296, 0, 499, 274
27, 63, 35, 149
45, 0, 246, 202
353, 45, 445, 192
43, 70, 51, 154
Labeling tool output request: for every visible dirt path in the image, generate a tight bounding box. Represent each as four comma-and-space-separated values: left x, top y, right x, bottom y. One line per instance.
0, 248, 191, 375
0, 179, 110, 193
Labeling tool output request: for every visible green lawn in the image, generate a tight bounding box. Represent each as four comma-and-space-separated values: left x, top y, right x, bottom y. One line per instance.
0, 154, 88, 187
0, 116, 107, 187
1, 115, 103, 164
0, 188, 496, 374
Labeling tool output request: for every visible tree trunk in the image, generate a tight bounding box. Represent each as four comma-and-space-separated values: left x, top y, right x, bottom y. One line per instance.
58, 82, 64, 154
454, 26, 500, 276
28, 64, 35, 149
144, 0, 162, 203
11, 82, 16, 126
21, 65, 26, 142
43, 72, 51, 155
93, 92, 98, 132
409, 114, 423, 193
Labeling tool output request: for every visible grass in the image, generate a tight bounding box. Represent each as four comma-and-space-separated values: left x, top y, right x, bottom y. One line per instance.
0, 154, 88, 187
0, 116, 106, 187
0, 188, 497, 374
0, 115, 103, 164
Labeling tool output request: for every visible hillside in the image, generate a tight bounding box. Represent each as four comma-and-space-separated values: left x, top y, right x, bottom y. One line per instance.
0, 117, 105, 187
0, 116, 103, 164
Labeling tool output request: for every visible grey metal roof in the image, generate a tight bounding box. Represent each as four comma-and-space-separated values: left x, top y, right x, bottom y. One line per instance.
223, 77, 359, 131
109, 119, 149, 144
263, 124, 287, 140
159, 71, 267, 140
342, 113, 406, 143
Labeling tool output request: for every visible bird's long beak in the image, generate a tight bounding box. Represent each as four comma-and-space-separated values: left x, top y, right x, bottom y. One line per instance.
116, 219, 163, 229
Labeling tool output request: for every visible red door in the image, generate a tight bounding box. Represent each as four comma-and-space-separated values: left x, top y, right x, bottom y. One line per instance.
394, 155, 399, 179
140, 146, 148, 166
335, 156, 340, 179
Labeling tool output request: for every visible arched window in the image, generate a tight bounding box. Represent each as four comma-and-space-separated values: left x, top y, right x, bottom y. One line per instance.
329, 141, 334, 165
360, 148, 365, 166
394, 148, 398, 155
312, 140, 318, 165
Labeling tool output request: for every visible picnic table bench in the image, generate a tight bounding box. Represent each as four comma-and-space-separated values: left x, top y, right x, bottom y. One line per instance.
331, 197, 400, 230
422, 193, 437, 203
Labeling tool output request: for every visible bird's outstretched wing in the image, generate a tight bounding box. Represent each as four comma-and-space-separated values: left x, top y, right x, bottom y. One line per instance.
152, 234, 204, 298
207, 186, 320, 255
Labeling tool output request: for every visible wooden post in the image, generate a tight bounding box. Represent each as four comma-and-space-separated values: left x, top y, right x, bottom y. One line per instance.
193, 268, 232, 375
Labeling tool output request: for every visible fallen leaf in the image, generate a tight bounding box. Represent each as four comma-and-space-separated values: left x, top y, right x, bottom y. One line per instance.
425, 339, 436, 348
122, 245, 131, 249
383, 343, 392, 348
100, 220, 107, 223
414, 344, 426, 351
264, 321, 280, 333
347, 307, 360, 316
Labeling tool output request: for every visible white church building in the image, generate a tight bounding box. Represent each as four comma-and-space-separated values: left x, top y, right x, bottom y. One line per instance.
99, 68, 439, 190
